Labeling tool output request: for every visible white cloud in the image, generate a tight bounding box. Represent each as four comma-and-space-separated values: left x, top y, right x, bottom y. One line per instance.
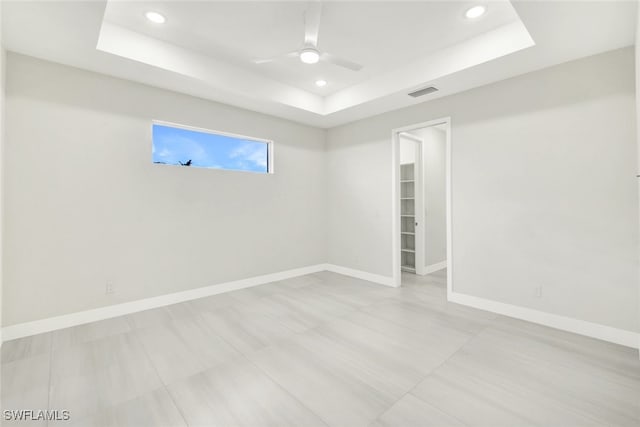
229, 142, 267, 169
158, 148, 172, 158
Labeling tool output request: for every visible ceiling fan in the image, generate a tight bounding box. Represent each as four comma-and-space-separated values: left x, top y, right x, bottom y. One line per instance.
253, 1, 363, 72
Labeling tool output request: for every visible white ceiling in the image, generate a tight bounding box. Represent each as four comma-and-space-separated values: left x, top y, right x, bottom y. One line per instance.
103, 1, 521, 95
2, 1, 637, 128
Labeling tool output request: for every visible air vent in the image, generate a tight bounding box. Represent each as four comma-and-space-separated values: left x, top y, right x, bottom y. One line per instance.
408, 86, 438, 98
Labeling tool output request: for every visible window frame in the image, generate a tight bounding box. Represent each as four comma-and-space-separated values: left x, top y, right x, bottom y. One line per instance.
151, 120, 274, 174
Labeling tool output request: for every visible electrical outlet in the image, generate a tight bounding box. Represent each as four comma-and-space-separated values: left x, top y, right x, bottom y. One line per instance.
106, 282, 115, 295
534, 285, 542, 298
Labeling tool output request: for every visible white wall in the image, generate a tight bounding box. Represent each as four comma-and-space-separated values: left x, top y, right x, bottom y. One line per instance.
327, 47, 639, 333
635, 4, 640, 346
0, 0, 5, 341
3, 46, 638, 338
3, 53, 326, 326
399, 136, 416, 165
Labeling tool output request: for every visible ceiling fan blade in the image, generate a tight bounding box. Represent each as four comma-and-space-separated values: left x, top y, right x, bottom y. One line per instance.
253, 58, 275, 64
253, 51, 299, 65
304, 1, 322, 47
321, 52, 363, 72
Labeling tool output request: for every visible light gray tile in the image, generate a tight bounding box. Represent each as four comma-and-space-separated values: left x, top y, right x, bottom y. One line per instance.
309, 279, 395, 308
49, 332, 163, 420
126, 302, 196, 329
49, 372, 105, 422
52, 316, 131, 349
410, 373, 540, 427
199, 305, 298, 354
401, 270, 446, 288
489, 316, 640, 377
58, 388, 186, 427
230, 292, 333, 333
274, 285, 360, 319
280, 274, 324, 288
292, 326, 426, 400
135, 315, 241, 385
185, 292, 237, 314
226, 281, 294, 302
344, 310, 471, 356
168, 358, 326, 427
308, 271, 344, 282
248, 337, 395, 427
447, 327, 640, 426
225, 287, 269, 304
361, 299, 492, 335
314, 315, 467, 378
1, 333, 52, 364
3, 271, 638, 427
1, 354, 50, 426
49, 331, 148, 380
373, 393, 466, 427
408, 322, 640, 427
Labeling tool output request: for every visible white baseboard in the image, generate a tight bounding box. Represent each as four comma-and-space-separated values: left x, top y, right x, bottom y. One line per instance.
449, 291, 639, 349
1, 264, 326, 342
12, 264, 633, 352
424, 260, 447, 275
324, 264, 396, 287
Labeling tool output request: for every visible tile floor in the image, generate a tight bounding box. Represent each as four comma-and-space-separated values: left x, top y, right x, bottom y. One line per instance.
2, 270, 639, 426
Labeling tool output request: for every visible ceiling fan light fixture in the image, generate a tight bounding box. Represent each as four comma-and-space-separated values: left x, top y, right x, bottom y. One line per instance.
300, 48, 320, 64
465, 5, 487, 20
145, 11, 166, 24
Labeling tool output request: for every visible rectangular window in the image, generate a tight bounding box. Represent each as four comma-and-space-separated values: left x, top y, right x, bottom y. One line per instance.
152, 122, 272, 173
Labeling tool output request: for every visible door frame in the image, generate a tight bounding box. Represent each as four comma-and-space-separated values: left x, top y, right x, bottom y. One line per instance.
391, 117, 452, 297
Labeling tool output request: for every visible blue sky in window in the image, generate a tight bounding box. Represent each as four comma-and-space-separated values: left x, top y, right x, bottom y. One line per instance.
152, 124, 268, 173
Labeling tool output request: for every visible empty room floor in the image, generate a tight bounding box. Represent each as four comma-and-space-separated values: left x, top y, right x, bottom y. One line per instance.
2, 270, 639, 427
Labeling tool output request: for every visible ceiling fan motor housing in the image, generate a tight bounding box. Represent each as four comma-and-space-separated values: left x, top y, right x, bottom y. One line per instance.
300, 47, 321, 64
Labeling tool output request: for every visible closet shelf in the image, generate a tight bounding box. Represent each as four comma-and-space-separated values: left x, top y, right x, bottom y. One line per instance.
400, 162, 417, 273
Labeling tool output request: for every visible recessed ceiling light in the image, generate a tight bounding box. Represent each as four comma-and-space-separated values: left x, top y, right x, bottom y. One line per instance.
300, 48, 320, 64
315, 80, 327, 87
465, 5, 487, 19
145, 11, 166, 24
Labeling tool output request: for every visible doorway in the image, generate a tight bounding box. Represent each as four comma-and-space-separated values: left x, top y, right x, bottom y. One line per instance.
398, 132, 425, 276
392, 118, 452, 294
